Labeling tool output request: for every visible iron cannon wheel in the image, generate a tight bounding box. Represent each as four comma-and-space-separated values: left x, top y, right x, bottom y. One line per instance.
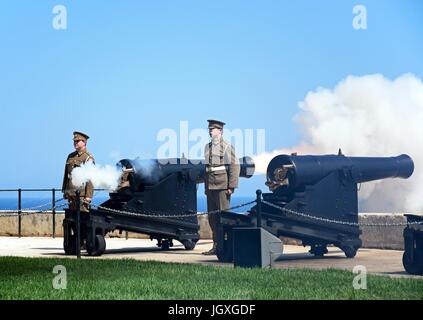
341, 246, 358, 258
160, 239, 173, 250
87, 234, 106, 256
309, 244, 328, 257
181, 239, 196, 250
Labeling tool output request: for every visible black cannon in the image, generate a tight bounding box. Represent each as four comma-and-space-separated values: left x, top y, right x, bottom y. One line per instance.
63, 156, 255, 256
216, 152, 414, 262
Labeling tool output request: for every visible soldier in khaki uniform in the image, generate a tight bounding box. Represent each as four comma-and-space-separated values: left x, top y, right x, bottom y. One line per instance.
62, 131, 95, 213
203, 120, 240, 255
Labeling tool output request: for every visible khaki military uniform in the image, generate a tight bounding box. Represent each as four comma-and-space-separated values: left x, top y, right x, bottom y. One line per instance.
118, 170, 131, 189
62, 150, 95, 212
204, 138, 240, 243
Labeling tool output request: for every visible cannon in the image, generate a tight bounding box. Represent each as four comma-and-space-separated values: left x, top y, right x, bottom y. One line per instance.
216, 152, 414, 262
63, 156, 255, 256
116, 156, 255, 191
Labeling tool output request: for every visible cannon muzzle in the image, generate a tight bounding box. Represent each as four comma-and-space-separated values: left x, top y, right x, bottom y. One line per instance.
239, 156, 255, 178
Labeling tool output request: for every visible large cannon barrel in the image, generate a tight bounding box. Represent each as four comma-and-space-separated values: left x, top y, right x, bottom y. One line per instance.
119, 156, 255, 187
266, 153, 414, 190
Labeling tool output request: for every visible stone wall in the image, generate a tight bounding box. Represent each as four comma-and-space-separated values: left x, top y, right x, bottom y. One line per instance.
0, 211, 410, 250
358, 213, 407, 250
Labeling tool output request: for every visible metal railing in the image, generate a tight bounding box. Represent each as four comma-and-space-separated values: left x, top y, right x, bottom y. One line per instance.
0, 188, 105, 238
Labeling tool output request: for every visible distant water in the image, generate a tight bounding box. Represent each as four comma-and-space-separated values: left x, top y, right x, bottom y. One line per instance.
0, 195, 255, 213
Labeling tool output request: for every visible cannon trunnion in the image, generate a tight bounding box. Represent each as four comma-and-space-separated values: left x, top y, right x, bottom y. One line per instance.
216, 153, 414, 263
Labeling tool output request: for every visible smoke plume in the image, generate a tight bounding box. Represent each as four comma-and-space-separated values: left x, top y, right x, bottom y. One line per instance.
71, 161, 122, 192
132, 159, 158, 182
253, 73, 423, 212
70, 158, 160, 192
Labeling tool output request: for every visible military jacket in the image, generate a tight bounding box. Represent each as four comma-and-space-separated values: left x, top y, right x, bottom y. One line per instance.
204, 138, 240, 190
62, 150, 95, 198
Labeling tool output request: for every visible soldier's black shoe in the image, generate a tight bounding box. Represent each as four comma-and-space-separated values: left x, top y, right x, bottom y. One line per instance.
202, 248, 216, 255
202, 243, 217, 255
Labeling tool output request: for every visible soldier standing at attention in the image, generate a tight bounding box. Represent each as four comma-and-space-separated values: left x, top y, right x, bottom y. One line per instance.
203, 120, 240, 255
62, 131, 95, 213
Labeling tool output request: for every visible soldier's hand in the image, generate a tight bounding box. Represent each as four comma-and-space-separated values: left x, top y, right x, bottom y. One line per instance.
227, 188, 234, 195
84, 198, 92, 203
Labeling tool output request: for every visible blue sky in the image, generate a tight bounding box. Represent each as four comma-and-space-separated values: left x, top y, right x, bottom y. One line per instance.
0, 0, 422, 196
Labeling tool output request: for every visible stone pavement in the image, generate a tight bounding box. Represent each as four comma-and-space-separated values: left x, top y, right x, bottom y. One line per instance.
0, 237, 421, 279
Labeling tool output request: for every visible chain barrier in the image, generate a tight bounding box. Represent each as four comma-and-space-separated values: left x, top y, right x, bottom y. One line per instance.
22, 197, 65, 211
0, 193, 421, 228
0, 198, 66, 217
91, 200, 256, 219
261, 200, 423, 227
0, 191, 106, 245
0, 190, 105, 218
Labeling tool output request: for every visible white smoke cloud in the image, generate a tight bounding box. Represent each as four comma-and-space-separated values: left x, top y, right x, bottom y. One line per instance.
254, 73, 423, 212
71, 161, 122, 192
252, 144, 319, 175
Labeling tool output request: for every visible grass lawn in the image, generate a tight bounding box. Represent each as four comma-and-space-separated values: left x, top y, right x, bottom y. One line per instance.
0, 256, 422, 300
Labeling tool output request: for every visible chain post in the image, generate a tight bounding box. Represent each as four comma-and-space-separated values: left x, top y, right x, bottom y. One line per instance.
256, 189, 262, 228
52, 188, 56, 238
18, 189, 22, 238
76, 191, 81, 259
